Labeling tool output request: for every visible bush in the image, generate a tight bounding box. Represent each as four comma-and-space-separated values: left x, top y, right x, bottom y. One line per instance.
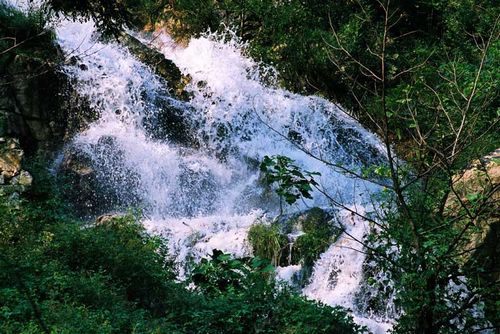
248, 223, 289, 266
188, 250, 365, 334
0, 161, 363, 333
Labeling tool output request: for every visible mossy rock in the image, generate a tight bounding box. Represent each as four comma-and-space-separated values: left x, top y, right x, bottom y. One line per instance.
284, 207, 337, 235
248, 208, 344, 286
292, 232, 332, 268
285, 208, 344, 286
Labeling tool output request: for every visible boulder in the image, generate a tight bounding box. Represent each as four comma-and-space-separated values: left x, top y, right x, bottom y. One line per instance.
60, 146, 95, 177
0, 137, 32, 197
96, 213, 126, 226
0, 138, 23, 179
11, 170, 33, 187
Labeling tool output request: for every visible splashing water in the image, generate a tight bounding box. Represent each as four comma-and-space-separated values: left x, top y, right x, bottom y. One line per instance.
3, 1, 396, 329
148, 31, 395, 332
58, 22, 394, 332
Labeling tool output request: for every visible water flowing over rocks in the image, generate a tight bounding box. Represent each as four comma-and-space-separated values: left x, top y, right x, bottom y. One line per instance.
254, 208, 346, 287
117, 32, 190, 100
58, 137, 142, 218
4, 15, 394, 332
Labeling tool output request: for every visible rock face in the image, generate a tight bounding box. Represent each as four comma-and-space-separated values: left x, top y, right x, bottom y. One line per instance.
0, 49, 67, 152
0, 30, 97, 154
445, 148, 500, 269
0, 137, 23, 179
445, 148, 500, 325
0, 25, 192, 153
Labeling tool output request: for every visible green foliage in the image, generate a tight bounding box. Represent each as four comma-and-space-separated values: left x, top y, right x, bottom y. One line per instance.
191, 249, 275, 296
0, 160, 363, 334
188, 250, 366, 334
0, 4, 55, 71
260, 155, 320, 206
364, 179, 500, 333
247, 223, 288, 267
293, 233, 329, 269
45, 0, 165, 36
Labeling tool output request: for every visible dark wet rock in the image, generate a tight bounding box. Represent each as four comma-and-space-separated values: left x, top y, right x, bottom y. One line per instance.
0, 52, 64, 151
58, 138, 142, 218
142, 97, 196, 145
0, 43, 96, 154
118, 32, 190, 100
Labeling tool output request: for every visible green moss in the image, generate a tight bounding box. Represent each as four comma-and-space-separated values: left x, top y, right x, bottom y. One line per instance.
248, 208, 344, 287
287, 208, 343, 263
293, 233, 330, 267
292, 207, 333, 233
248, 223, 289, 267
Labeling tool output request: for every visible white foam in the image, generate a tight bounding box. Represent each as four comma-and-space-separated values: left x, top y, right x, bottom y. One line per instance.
54, 20, 393, 332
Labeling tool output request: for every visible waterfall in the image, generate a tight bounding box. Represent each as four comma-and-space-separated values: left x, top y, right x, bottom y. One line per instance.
54, 21, 395, 332
147, 31, 396, 331
3, 0, 396, 329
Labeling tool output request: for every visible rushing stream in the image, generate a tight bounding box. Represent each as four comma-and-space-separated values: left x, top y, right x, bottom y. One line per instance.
7, 1, 397, 331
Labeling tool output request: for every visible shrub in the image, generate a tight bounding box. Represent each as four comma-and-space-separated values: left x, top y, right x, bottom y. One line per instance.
248, 223, 289, 267
0, 160, 363, 333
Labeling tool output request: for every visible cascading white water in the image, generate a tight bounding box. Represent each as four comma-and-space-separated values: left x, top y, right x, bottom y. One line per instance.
3, 1, 396, 329
147, 31, 395, 332
54, 21, 395, 332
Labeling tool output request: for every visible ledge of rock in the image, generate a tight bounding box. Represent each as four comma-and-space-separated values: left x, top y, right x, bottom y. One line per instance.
96, 213, 127, 226
118, 32, 190, 100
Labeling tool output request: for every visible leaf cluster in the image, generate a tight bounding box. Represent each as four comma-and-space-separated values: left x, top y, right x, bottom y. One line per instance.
260, 155, 320, 205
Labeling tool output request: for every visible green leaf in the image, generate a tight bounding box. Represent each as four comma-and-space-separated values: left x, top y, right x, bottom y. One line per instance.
465, 193, 480, 202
